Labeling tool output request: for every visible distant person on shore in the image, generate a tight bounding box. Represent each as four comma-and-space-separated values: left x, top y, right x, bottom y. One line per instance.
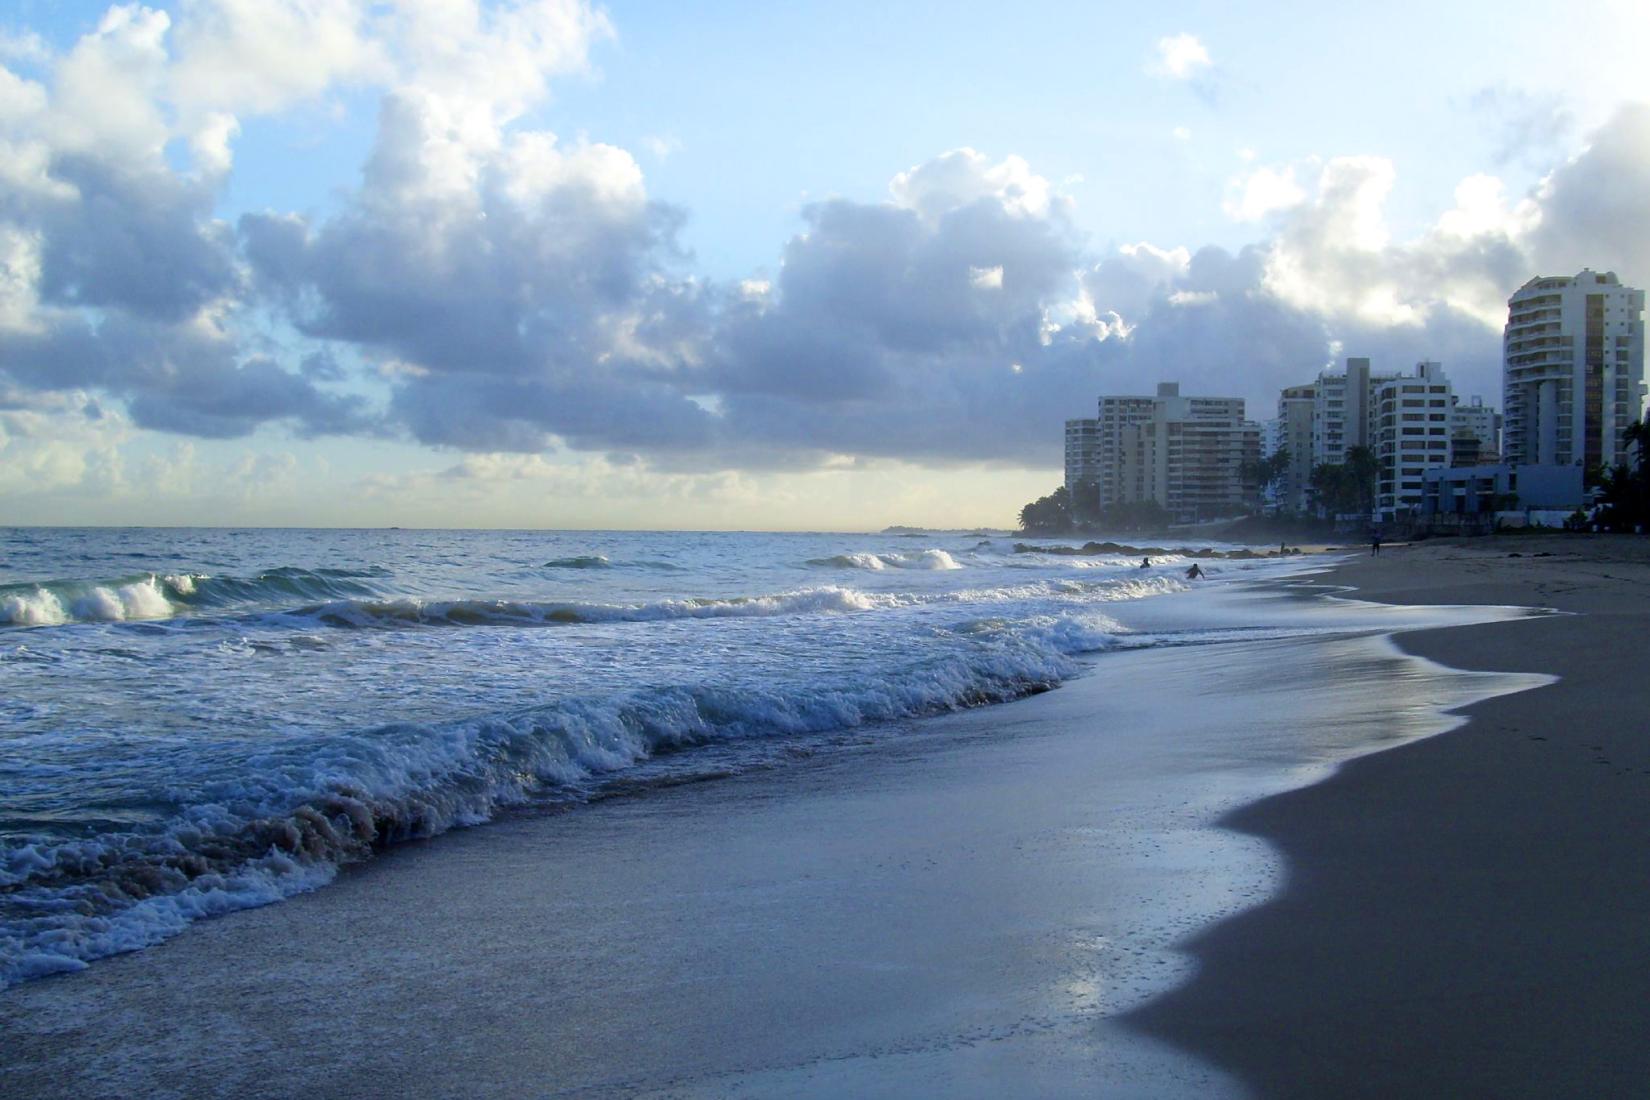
1185, 563, 1204, 579
1371, 532, 1382, 556
1140, 557, 1151, 569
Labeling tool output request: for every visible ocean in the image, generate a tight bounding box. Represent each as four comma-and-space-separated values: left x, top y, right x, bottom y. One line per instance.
0, 527, 1486, 995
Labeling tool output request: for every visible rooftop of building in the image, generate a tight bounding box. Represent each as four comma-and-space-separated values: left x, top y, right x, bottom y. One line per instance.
1513, 269, 1626, 294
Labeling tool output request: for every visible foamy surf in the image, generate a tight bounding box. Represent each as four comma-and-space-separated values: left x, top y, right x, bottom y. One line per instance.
0, 610, 1126, 988
807, 549, 963, 571
0, 526, 1316, 992
0, 575, 196, 625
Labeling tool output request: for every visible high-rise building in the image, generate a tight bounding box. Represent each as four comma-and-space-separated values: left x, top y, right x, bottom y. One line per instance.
1312, 357, 1373, 468
1276, 383, 1317, 513
1064, 419, 1102, 503
1503, 270, 1646, 471
1371, 361, 1454, 515
1286, 357, 1472, 517
1094, 393, 1163, 511
1106, 383, 1259, 521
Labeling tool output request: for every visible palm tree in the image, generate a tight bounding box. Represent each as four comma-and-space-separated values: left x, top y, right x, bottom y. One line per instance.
1624, 418, 1649, 479
1343, 446, 1378, 517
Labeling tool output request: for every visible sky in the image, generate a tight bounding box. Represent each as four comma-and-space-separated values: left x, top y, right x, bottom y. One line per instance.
2, 0, 1649, 530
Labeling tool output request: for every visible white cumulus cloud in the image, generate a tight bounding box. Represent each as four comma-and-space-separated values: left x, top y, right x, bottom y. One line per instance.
1149, 33, 1211, 80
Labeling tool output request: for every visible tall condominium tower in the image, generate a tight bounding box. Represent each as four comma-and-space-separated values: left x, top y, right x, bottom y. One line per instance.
1311, 357, 1373, 467
1105, 383, 1259, 521
1503, 271, 1646, 470
1064, 418, 1102, 507
1286, 357, 1463, 518
1275, 383, 1317, 513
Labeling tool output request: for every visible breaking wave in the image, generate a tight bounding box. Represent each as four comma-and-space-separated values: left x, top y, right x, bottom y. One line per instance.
288, 586, 901, 628
807, 549, 963, 571
0, 568, 387, 628
0, 611, 1124, 988
2, 575, 196, 626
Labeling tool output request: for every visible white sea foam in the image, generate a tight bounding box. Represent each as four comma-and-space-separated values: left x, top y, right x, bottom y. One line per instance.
1, 528, 1308, 992
67, 578, 176, 622
1, 589, 68, 626
809, 549, 962, 571
0, 607, 1127, 989
1, 575, 183, 625
293, 585, 907, 629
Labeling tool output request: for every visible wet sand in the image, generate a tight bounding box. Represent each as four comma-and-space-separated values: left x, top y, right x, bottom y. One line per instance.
1128, 534, 1650, 1097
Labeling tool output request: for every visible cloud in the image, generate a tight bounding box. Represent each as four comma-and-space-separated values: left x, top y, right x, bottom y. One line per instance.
0, 30, 49, 64
241, 85, 715, 454
1149, 33, 1211, 80
641, 134, 682, 159
29, 153, 240, 321
889, 148, 1062, 223
0, 0, 616, 447
1525, 102, 1650, 281
7, 3, 1650, 490
166, 0, 388, 118
1223, 160, 1311, 222
0, 388, 131, 496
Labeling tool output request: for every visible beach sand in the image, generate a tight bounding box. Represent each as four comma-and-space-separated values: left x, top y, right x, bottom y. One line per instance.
1, 540, 1636, 1097
1128, 533, 1650, 1097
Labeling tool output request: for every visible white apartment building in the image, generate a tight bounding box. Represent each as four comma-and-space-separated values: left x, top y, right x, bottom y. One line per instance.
1371, 361, 1455, 516
1503, 270, 1646, 470
1312, 357, 1374, 468
1276, 383, 1317, 513
1287, 357, 1470, 518
1109, 383, 1259, 521
1094, 393, 1162, 510
1064, 419, 1102, 508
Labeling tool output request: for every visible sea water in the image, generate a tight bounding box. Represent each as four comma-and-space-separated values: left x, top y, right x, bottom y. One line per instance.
0, 526, 1331, 989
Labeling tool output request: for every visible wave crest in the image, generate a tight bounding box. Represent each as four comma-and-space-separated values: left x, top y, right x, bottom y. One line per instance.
807, 549, 963, 571
291, 585, 899, 628
0, 610, 1123, 988
1, 568, 386, 628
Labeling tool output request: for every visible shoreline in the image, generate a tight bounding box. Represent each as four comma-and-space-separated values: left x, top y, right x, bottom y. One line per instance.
0, 570, 1533, 1098
0, 553, 1581, 1097
1127, 533, 1650, 1097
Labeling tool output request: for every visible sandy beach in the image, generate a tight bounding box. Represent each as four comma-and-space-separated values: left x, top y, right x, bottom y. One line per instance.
2, 536, 1643, 1097
1130, 533, 1650, 1096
